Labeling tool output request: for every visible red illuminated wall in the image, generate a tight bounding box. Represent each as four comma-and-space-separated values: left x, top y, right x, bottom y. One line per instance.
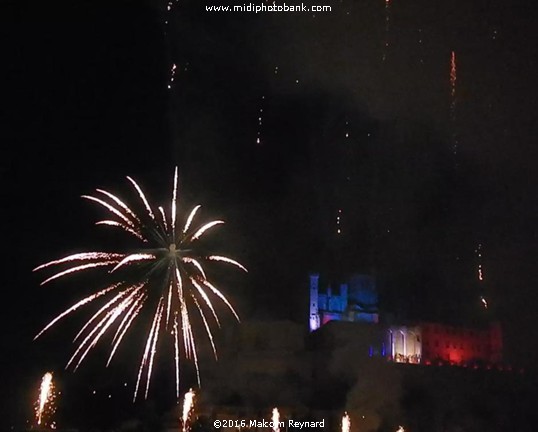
421, 322, 502, 364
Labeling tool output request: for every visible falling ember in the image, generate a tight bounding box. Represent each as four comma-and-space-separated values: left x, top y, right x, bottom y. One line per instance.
34, 168, 246, 401
35, 372, 56, 427
476, 243, 484, 282
450, 51, 457, 98
450, 50, 458, 156
181, 388, 196, 432
475, 243, 487, 309
418, 28, 424, 64
256, 95, 265, 145
164, 0, 180, 26
168, 63, 177, 90
382, 0, 391, 62
341, 412, 350, 432
272, 408, 280, 432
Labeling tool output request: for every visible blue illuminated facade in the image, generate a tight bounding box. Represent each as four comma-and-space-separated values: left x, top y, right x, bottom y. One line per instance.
309, 273, 379, 331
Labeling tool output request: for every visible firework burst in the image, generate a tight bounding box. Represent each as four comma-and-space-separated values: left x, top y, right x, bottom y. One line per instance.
34, 168, 246, 401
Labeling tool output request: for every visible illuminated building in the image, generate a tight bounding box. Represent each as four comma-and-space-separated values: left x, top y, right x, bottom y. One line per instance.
309, 273, 503, 366
420, 321, 502, 365
388, 325, 422, 364
309, 273, 379, 332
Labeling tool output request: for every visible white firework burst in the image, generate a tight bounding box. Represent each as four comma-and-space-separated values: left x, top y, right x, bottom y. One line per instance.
34, 168, 246, 401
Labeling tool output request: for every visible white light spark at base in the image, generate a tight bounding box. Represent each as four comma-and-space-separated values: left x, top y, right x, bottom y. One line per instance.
342, 412, 350, 432
35, 372, 56, 427
182, 388, 196, 432
272, 408, 280, 432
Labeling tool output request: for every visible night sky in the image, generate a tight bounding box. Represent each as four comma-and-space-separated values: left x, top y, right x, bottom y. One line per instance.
3, 0, 538, 426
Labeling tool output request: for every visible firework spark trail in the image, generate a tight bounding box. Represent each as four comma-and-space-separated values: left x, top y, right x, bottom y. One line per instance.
183, 205, 201, 234
191, 294, 217, 359
76, 288, 144, 367
342, 413, 350, 432
174, 314, 181, 397
418, 28, 424, 64
182, 389, 196, 432
95, 189, 140, 223
126, 176, 156, 222
39, 262, 119, 286
256, 95, 265, 145
200, 279, 240, 321
164, 0, 180, 27
145, 299, 165, 399
187, 314, 201, 386
96, 220, 146, 241
476, 243, 484, 282
159, 206, 169, 232
134, 299, 162, 402
183, 258, 207, 279
82, 195, 137, 229
36, 372, 56, 427
208, 256, 248, 272
166, 282, 174, 327
382, 0, 391, 62
172, 166, 179, 238
34, 253, 124, 271
272, 408, 280, 432
450, 51, 457, 100
107, 295, 146, 366
67, 287, 140, 370
450, 50, 458, 156
111, 253, 156, 272
191, 220, 225, 241
73, 287, 137, 343
191, 278, 221, 326
34, 168, 247, 400
168, 63, 177, 90
477, 243, 488, 309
